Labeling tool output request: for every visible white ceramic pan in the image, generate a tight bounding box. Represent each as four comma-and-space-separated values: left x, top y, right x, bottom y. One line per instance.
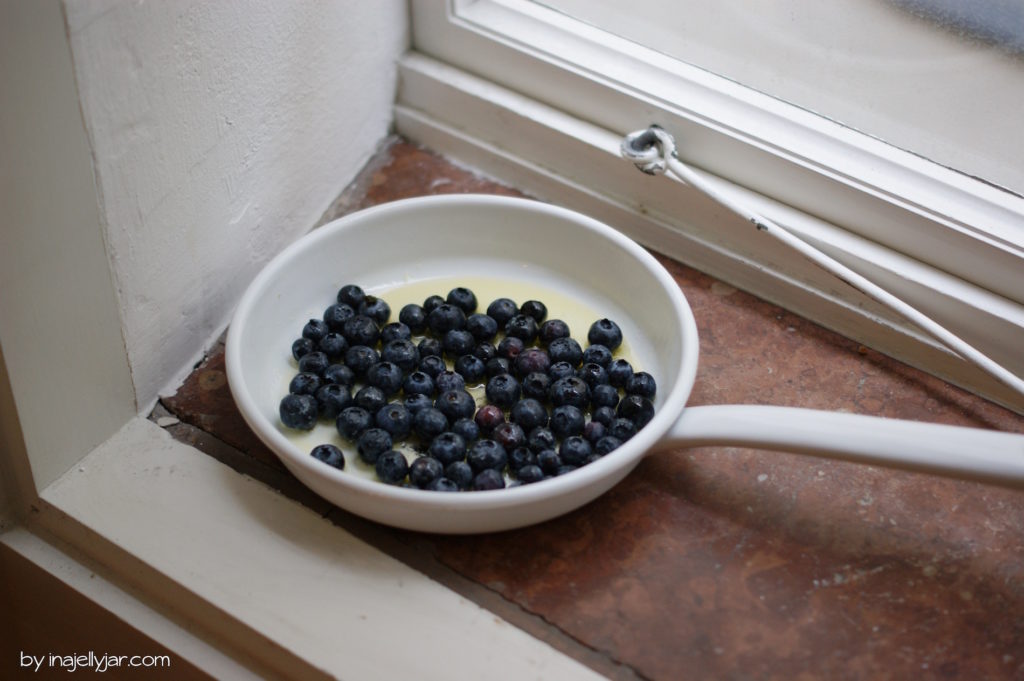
225, 194, 1024, 534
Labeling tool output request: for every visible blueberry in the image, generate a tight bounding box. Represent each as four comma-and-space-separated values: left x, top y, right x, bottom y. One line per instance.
318, 332, 348, 360
398, 303, 427, 334
472, 342, 497, 362
547, 361, 576, 382
548, 337, 583, 366
472, 468, 505, 491
536, 448, 562, 474
485, 357, 511, 378
381, 339, 419, 373
417, 354, 447, 379
365, 361, 403, 396
323, 303, 356, 331
434, 389, 476, 422
350, 391, 383, 427
342, 315, 380, 346
446, 287, 478, 314
358, 295, 391, 325
520, 371, 551, 401
445, 460, 474, 489
455, 355, 486, 384
428, 431, 467, 466
466, 313, 498, 342
403, 370, 435, 397
422, 294, 445, 313
375, 450, 409, 485
538, 319, 571, 344
625, 371, 657, 400
443, 330, 476, 360
380, 322, 411, 344
607, 358, 634, 388
451, 417, 480, 443
583, 419, 606, 443
555, 465, 579, 476
474, 404, 505, 433
486, 298, 518, 327
315, 383, 353, 419
336, 406, 373, 440
577, 362, 609, 389
590, 383, 620, 410
582, 344, 613, 368
616, 394, 656, 429
520, 299, 547, 323
549, 404, 585, 439
427, 477, 460, 492
427, 303, 466, 334
413, 407, 449, 442
337, 284, 366, 308
608, 417, 638, 441
594, 435, 623, 455
298, 351, 329, 376
513, 347, 551, 377
508, 446, 537, 472
434, 370, 466, 394
417, 338, 443, 361
516, 464, 544, 484
302, 319, 330, 343
549, 376, 590, 409
496, 336, 525, 361
467, 439, 507, 472
485, 374, 521, 409
409, 456, 444, 488
527, 426, 556, 453
588, 318, 623, 350
279, 394, 318, 430
510, 398, 548, 432
492, 422, 526, 452
592, 405, 617, 427
289, 372, 322, 396
559, 435, 592, 466
292, 337, 314, 360
354, 385, 387, 413
344, 345, 379, 377
504, 314, 538, 343
403, 393, 434, 416
311, 444, 345, 469
357, 428, 393, 464
375, 402, 413, 439
323, 363, 355, 387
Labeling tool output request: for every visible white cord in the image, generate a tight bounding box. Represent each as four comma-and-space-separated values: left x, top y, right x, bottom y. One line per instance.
622, 125, 1024, 398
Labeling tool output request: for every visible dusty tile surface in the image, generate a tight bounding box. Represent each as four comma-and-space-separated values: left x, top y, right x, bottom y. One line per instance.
159, 138, 1024, 681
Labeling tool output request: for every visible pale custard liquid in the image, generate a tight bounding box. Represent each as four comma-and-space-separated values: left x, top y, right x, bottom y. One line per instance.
282, 275, 642, 482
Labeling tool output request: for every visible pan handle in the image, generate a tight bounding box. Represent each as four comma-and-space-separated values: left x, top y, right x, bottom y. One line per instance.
662, 404, 1024, 487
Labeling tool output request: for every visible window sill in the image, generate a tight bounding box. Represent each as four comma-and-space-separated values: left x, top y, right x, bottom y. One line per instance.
13, 139, 1024, 680
25, 416, 603, 680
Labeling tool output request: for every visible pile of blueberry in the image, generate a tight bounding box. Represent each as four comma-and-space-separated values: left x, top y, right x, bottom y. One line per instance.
279, 284, 656, 491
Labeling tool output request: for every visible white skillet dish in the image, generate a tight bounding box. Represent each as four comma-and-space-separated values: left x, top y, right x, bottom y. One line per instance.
226, 194, 1024, 534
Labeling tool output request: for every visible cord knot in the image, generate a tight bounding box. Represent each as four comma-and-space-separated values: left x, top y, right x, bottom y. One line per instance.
621, 125, 677, 175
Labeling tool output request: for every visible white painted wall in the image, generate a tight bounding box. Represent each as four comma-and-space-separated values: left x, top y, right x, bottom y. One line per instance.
65, 0, 409, 411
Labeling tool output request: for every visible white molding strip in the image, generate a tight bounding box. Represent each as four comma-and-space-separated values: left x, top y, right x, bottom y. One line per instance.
31, 417, 606, 681
395, 52, 1024, 413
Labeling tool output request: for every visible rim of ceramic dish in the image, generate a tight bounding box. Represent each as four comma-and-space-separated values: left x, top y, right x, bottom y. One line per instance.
225, 194, 699, 531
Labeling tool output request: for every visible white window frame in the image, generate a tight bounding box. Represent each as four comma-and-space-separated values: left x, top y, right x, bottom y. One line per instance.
402, 0, 1024, 411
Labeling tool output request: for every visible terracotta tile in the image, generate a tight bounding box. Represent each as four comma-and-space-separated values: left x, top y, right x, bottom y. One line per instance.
159, 137, 1024, 681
